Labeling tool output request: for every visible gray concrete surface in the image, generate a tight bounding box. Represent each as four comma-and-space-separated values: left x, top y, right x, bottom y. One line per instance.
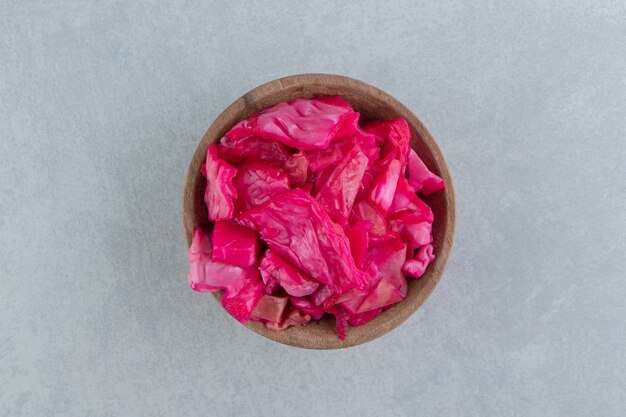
1, 1, 625, 416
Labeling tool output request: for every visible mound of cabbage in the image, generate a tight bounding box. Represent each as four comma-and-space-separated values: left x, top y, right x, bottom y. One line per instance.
189, 96, 443, 340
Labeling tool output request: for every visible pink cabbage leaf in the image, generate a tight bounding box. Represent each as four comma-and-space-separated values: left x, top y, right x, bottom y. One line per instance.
282, 151, 309, 186
232, 161, 290, 212
265, 307, 311, 331
407, 149, 445, 195
250, 294, 289, 322
233, 96, 358, 150
314, 139, 368, 226
211, 221, 259, 268
388, 177, 434, 220
204, 144, 237, 220
368, 158, 401, 215
403, 243, 436, 279
238, 189, 368, 294
220, 267, 265, 323
220, 120, 290, 165
259, 250, 320, 297
363, 118, 411, 170
188, 227, 246, 293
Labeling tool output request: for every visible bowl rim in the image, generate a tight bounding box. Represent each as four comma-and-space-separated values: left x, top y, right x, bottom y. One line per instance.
182, 73, 456, 349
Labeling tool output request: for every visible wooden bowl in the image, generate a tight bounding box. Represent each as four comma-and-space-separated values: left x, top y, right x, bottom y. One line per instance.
182, 74, 456, 349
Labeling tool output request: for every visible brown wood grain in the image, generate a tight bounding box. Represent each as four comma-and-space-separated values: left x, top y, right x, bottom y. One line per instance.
182, 74, 456, 349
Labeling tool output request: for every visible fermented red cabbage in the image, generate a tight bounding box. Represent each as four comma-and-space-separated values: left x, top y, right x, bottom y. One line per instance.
250, 294, 288, 323
220, 268, 265, 323
314, 139, 368, 226
307, 137, 355, 172
388, 213, 433, 252
407, 149, 445, 195
388, 177, 434, 220
349, 220, 371, 270
283, 151, 309, 187
203, 144, 237, 220
355, 127, 380, 169
259, 250, 319, 297
228, 96, 358, 150
403, 243, 436, 279
232, 161, 290, 212
188, 227, 247, 293
188, 96, 445, 340
341, 238, 408, 314
219, 126, 290, 166
368, 158, 401, 215
211, 221, 259, 268
238, 189, 368, 294
289, 296, 325, 320
363, 118, 411, 169
347, 308, 383, 326
332, 306, 350, 340
349, 199, 388, 237
266, 307, 312, 331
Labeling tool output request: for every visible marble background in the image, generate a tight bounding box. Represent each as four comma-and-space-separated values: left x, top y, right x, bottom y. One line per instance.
1, 1, 625, 416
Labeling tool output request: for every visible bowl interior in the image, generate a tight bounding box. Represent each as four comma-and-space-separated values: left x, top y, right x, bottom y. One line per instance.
183, 74, 455, 349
